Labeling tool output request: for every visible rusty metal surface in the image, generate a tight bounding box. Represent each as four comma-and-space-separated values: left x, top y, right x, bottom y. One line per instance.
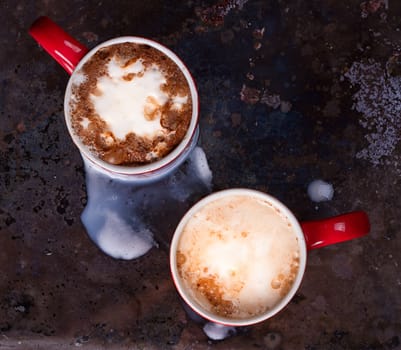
1, 1, 401, 348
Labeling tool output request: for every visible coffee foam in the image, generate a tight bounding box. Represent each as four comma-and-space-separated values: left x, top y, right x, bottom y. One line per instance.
69, 42, 192, 165
176, 195, 300, 319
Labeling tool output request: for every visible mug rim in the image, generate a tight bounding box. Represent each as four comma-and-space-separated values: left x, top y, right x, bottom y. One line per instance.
169, 188, 307, 327
64, 36, 199, 176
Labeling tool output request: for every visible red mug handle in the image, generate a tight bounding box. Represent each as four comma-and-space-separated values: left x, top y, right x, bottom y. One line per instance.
29, 16, 89, 75
300, 211, 370, 250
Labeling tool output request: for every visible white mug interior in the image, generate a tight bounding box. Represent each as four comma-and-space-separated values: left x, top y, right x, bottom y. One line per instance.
64, 36, 199, 176
169, 188, 307, 327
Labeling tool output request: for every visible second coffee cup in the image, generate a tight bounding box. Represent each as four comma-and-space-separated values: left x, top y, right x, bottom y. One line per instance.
170, 189, 370, 326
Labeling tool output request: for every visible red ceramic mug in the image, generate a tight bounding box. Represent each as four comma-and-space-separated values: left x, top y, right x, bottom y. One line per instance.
170, 189, 370, 326
29, 17, 199, 180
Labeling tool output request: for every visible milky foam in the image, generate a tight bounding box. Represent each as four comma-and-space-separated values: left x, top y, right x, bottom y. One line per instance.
90, 58, 173, 140
176, 195, 300, 319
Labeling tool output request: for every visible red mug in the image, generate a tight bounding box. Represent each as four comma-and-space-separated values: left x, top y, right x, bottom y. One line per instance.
29, 17, 200, 180
170, 189, 370, 326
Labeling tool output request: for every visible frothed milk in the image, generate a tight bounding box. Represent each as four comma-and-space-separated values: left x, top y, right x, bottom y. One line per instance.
68, 42, 192, 166
175, 194, 300, 320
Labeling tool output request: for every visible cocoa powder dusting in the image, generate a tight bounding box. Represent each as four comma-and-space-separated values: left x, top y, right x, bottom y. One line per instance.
69, 42, 192, 166
196, 275, 235, 317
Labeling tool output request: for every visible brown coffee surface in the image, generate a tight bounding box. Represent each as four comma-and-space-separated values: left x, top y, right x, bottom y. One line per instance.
69, 42, 192, 166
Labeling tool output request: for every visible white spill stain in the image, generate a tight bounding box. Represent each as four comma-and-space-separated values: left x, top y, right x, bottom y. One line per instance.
81, 146, 212, 260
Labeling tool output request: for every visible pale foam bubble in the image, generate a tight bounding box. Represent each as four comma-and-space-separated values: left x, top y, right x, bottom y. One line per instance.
81, 146, 212, 260
171, 95, 188, 110
71, 71, 87, 86
80, 117, 90, 129
91, 59, 169, 140
177, 195, 299, 318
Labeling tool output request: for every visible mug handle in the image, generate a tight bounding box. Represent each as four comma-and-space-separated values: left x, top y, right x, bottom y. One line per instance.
300, 211, 370, 250
29, 16, 89, 75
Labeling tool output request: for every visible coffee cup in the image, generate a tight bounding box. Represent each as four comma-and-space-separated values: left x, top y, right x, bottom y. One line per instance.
170, 189, 370, 326
29, 17, 199, 180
